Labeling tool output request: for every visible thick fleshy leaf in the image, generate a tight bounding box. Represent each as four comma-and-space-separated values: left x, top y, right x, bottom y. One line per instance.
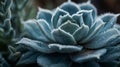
86, 28, 120, 49
72, 14, 84, 26
114, 24, 120, 31
77, 10, 93, 27
60, 2, 79, 15
36, 8, 52, 26
52, 8, 68, 28
81, 19, 104, 43
16, 38, 54, 53
99, 13, 120, 32
106, 35, 120, 46
57, 14, 75, 27
100, 13, 119, 23
36, 20, 54, 41
60, 20, 79, 34
73, 24, 89, 42
23, 20, 49, 42
100, 45, 120, 62
80, 2, 97, 20
48, 44, 82, 53
37, 54, 71, 67
17, 52, 39, 65
71, 49, 106, 63
52, 28, 76, 45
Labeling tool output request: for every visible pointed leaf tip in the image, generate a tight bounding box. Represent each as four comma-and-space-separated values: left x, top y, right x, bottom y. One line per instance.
60, 1, 79, 15
87, 0, 91, 4
68, 0, 71, 2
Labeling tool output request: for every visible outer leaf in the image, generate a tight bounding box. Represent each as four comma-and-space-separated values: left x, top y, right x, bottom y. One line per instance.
81, 18, 104, 43
37, 54, 71, 67
100, 45, 120, 62
71, 49, 106, 63
16, 38, 54, 53
86, 28, 120, 49
36, 19, 54, 41
17, 52, 39, 65
99, 13, 120, 32
60, 2, 79, 15
48, 44, 82, 53
114, 24, 120, 31
52, 28, 76, 45
100, 13, 119, 24
23, 20, 49, 42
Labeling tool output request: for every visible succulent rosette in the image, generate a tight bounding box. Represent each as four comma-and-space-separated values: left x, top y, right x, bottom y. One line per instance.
17, 0, 120, 67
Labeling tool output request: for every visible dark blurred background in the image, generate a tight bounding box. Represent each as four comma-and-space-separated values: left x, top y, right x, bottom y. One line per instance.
33, 0, 120, 24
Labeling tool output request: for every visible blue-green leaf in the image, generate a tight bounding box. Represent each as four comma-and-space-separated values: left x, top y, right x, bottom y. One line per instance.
81, 18, 104, 43
72, 14, 84, 26
71, 49, 106, 63
114, 24, 120, 31
86, 28, 120, 49
36, 8, 52, 26
77, 10, 93, 27
23, 20, 49, 42
52, 28, 76, 45
48, 44, 82, 53
51, 8, 68, 28
36, 19, 54, 41
80, 2, 97, 20
60, 2, 79, 15
99, 13, 120, 32
17, 52, 39, 65
100, 13, 119, 23
101, 45, 120, 62
37, 54, 71, 67
60, 20, 79, 34
16, 38, 54, 53
73, 24, 89, 42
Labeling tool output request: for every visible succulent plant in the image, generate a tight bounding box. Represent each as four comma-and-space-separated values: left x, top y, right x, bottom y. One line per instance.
16, 0, 120, 67
0, 0, 15, 51
0, 0, 24, 67
0, 0, 120, 67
